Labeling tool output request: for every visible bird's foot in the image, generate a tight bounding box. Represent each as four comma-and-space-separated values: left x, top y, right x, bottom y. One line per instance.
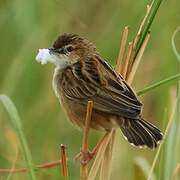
74, 149, 95, 165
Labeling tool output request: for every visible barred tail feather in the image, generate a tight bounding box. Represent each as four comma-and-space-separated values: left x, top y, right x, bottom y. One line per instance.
118, 118, 163, 149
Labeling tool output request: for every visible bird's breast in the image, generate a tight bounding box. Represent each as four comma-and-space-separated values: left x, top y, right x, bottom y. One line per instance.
52, 68, 61, 98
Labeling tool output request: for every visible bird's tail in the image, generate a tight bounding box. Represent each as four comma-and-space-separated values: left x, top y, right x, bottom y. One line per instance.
118, 117, 163, 149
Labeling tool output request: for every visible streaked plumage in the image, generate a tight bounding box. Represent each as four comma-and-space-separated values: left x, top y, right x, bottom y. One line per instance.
48, 33, 163, 149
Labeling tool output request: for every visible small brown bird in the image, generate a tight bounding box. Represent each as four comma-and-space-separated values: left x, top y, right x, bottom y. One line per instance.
36, 33, 163, 149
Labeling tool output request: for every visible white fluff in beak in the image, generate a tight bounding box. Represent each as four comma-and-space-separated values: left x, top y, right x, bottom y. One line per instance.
36, 49, 52, 65
36, 48, 69, 69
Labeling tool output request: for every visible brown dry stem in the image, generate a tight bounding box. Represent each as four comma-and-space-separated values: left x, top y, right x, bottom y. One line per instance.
122, 42, 133, 79
0, 160, 62, 173
127, 33, 150, 84
60, 144, 69, 178
80, 100, 93, 180
99, 129, 115, 180
116, 26, 129, 74
87, 130, 113, 180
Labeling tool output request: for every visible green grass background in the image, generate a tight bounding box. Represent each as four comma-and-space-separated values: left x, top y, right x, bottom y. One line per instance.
0, 0, 179, 179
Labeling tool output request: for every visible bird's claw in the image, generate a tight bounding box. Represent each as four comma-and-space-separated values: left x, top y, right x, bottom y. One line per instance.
74, 149, 95, 165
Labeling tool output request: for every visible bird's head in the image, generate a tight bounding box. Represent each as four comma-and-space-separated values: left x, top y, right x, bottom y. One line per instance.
36, 33, 97, 68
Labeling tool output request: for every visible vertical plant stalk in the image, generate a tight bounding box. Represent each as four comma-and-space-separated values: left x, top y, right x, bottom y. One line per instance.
99, 130, 115, 180
121, 42, 133, 78
87, 131, 113, 180
80, 101, 93, 180
116, 26, 129, 74
127, 33, 150, 84
60, 144, 69, 178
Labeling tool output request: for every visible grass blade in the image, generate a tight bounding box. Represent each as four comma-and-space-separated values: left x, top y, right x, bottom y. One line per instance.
135, 0, 164, 58
171, 26, 180, 62
137, 73, 180, 96
0, 94, 36, 180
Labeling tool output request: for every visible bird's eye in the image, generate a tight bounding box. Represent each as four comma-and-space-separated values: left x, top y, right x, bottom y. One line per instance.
57, 48, 65, 54
66, 46, 73, 52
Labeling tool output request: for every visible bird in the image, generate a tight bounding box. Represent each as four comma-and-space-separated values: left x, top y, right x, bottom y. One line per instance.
36, 33, 163, 149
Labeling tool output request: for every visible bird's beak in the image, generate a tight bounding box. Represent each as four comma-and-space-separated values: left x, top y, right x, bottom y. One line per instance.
48, 47, 56, 54
49, 47, 65, 54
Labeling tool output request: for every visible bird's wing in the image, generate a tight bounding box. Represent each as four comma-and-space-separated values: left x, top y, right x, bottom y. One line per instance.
62, 56, 142, 119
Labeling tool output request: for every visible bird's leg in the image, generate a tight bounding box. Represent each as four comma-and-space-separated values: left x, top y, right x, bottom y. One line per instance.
75, 131, 110, 165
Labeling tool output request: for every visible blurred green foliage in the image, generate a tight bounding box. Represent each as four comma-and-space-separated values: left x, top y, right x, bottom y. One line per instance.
0, 0, 179, 179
